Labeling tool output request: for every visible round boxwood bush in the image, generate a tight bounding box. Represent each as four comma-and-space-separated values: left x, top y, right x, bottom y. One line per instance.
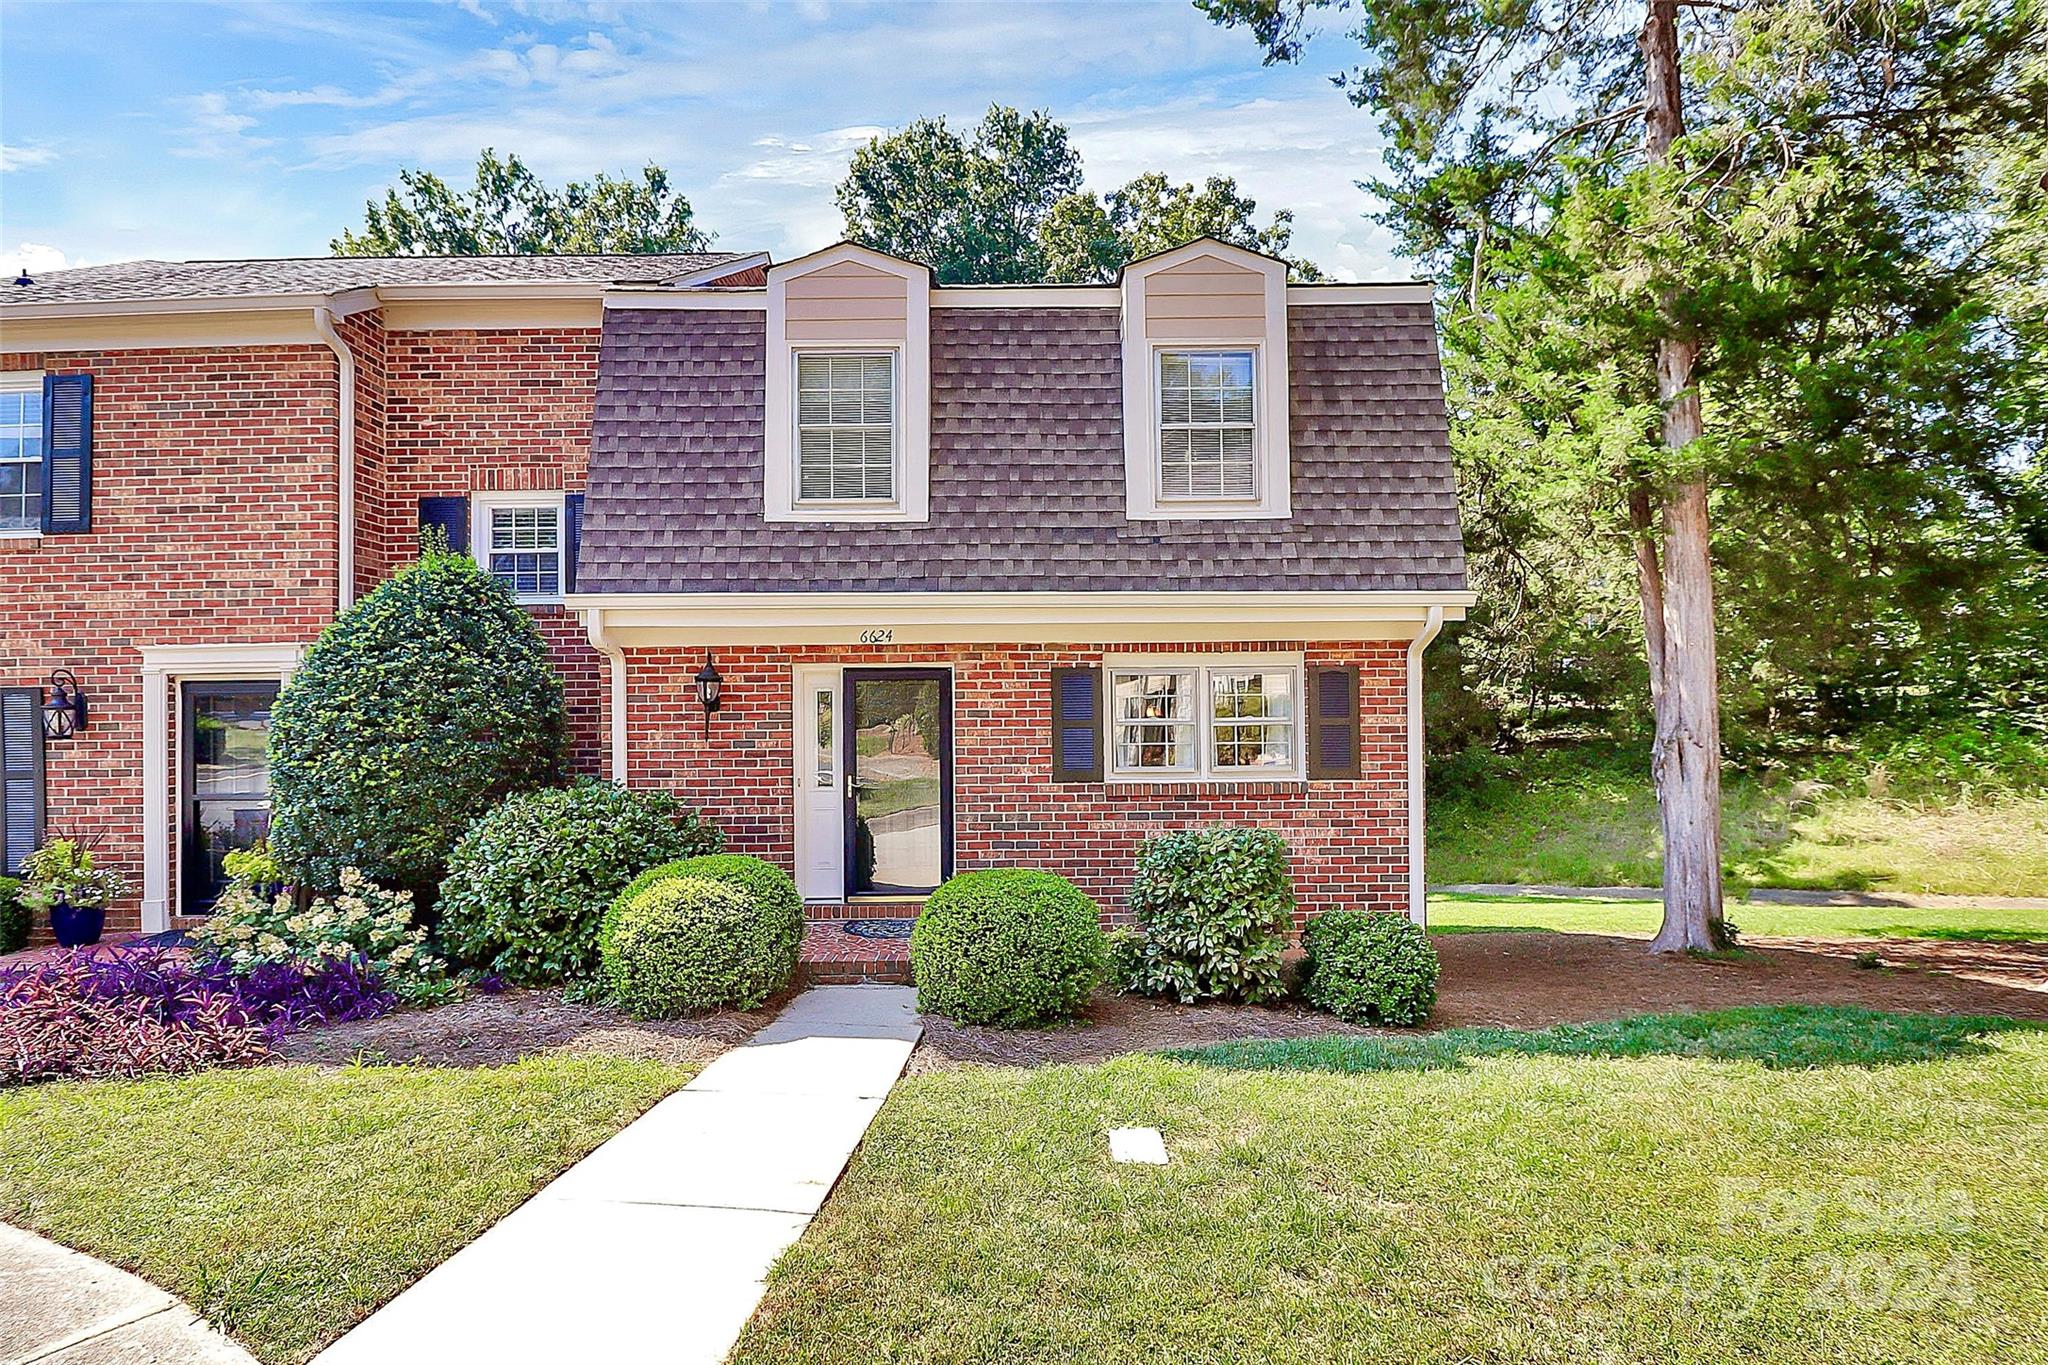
1300, 909, 1440, 1026
599, 875, 797, 1017
436, 780, 724, 984
269, 550, 568, 896
910, 869, 1105, 1027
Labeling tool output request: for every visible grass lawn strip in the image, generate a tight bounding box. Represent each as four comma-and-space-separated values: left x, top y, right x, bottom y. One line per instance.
1428, 893, 2048, 944
0, 1055, 695, 1365
732, 1007, 2048, 1365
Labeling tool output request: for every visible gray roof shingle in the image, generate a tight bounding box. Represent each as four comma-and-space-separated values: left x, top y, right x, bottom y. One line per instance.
578, 304, 1466, 594
2, 253, 756, 306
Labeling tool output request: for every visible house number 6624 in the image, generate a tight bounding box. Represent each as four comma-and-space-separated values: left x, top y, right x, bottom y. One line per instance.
859, 628, 894, 645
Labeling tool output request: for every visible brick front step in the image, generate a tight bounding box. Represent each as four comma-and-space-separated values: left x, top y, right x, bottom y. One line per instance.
798, 919, 912, 986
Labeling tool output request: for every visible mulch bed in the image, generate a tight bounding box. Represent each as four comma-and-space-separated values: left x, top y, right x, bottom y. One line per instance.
275, 989, 779, 1069
907, 931, 2048, 1073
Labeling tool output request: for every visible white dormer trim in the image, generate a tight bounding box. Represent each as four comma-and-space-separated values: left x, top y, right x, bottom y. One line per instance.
1120, 240, 1292, 522
763, 242, 931, 524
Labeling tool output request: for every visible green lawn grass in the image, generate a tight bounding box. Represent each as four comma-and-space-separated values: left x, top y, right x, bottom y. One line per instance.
732, 1008, 2048, 1365
0, 1055, 695, 1364
1427, 745, 2048, 897
1427, 893, 2048, 943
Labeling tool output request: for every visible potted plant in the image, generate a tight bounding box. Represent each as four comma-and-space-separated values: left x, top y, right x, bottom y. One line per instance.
20, 837, 130, 949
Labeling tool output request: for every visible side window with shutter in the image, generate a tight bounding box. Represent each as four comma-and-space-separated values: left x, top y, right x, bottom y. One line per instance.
1306, 666, 1361, 780
1050, 666, 1103, 783
1, 688, 45, 875
41, 373, 92, 535
418, 495, 470, 555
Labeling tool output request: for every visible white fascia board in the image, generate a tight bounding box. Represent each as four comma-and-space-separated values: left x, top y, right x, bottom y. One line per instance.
1287, 283, 1436, 305
559, 590, 1473, 646
1, 292, 337, 321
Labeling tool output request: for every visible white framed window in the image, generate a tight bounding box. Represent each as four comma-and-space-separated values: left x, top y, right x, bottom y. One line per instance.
796, 351, 896, 503
471, 492, 566, 603
763, 242, 931, 524
1158, 349, 1256, 501
0, 373, 43, 535
1106, 656, 1303, 781
1120, 240, 1291, 521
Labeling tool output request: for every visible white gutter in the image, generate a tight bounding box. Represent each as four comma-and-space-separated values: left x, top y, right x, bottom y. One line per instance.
582, 607, 630, 786
311, 307, 356, 611
1406, 605, 1446, 925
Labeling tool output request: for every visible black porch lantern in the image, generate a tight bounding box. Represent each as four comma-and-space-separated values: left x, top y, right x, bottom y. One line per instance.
694, 652, 723, 737
43, 668, 87, 740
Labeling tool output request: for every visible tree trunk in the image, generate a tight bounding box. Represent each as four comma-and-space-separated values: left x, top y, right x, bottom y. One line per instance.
1642, 0, 1729, 952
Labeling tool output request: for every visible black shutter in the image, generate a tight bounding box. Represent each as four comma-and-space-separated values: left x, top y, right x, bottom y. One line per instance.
1306, 666, 1361, 780
1051, 666, 1103, 782
563, 492, 584, 594
1, 688, 45, 875
41, 373, 92, 534
418, 495, 470, 554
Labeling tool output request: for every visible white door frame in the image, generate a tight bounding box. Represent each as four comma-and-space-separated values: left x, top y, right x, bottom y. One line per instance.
791, 665, 844, 901
139, 643, 305, 931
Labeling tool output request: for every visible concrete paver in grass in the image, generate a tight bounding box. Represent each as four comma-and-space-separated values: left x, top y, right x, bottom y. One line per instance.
312, 985, 921, 1365
0, 1221, 257, 1365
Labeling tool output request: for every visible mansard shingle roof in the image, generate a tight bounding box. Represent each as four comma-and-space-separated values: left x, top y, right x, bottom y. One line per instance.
578, 303, 1466, 594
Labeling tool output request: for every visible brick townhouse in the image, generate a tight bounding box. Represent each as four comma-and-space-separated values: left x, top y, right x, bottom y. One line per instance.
0, 238, 1469, 958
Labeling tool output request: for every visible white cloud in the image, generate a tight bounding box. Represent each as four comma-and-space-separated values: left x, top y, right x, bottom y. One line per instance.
173, 92, 276, 160
8, 243, 76, 277
0, 142, 60, 172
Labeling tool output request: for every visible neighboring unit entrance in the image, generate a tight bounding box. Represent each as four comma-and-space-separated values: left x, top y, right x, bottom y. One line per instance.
841, 668, 951, 898
179, 680, 278, 914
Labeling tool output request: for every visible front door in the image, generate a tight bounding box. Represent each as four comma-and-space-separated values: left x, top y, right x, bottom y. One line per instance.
843, 669, 951, 898
180, 680, 279, 914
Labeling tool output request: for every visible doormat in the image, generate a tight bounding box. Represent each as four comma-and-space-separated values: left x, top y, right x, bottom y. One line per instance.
841, 918, 917, 940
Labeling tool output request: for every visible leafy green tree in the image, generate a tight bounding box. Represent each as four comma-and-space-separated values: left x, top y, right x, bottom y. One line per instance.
1204, 0, 2047, 949
268, 548, 568, 898
838, 105, 1319, 281
333, 147, 712, 256
837, 106, 1085, 283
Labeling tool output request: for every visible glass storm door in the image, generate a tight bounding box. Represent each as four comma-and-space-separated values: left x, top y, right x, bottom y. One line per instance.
181, 681, 279, 913
843, 670, 951, 898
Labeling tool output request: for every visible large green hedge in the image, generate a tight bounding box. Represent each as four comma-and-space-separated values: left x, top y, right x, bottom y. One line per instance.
910, 869, 1105, 1027
0, 875, 27, 954
1118, 827, 1294, 1004
436, 781, 723, 983
599, 872, 800, 1017
268, 551, 567, 895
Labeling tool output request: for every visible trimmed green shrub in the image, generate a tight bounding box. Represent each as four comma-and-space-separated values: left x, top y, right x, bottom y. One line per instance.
436, 781, 723, 983
910, 869, 1105, 1027
0, 876, 27, 954
1120, 827, 1294, 1004
1300, 909, 1440, 1026
599, 875, 797, 1017
269, 550, 568, 897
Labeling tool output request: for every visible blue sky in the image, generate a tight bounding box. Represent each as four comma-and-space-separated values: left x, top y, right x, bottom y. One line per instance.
0, 0, 1406, 282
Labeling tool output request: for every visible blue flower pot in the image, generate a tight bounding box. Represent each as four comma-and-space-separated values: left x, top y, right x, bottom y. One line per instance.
50, 900, 106, 949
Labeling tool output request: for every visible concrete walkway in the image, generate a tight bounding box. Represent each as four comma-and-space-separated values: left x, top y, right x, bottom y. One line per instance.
0, 1222, 256, 1365
313, 985, 921, 1365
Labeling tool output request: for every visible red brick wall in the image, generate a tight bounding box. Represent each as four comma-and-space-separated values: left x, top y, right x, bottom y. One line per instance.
1, 345, 345, 932
623, 640, 1410, 923
378, 327, 611, 775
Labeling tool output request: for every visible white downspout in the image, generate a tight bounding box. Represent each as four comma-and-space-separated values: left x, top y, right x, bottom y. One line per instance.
312, 307, 356, 611
1407, 605, 1446, 925
582, 607, 629, 786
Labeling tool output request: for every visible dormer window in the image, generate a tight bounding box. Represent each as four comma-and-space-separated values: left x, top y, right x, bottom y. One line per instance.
764, 243, 930, 523
1121, 241, 1291, 521
796, 351, 896, 503
1158, 350, 1256, 501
